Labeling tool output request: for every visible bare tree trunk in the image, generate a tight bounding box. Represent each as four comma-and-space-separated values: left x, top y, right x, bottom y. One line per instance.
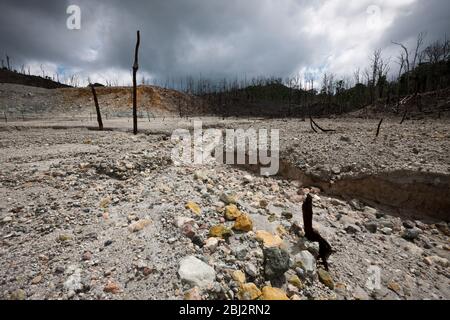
302, 194, 332, 270
376, 118, 383, 137
90, 84, 103, 130
132, 30, 140, 135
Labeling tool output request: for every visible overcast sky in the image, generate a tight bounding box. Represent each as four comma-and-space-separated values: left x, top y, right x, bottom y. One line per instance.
1, 0, 449, 86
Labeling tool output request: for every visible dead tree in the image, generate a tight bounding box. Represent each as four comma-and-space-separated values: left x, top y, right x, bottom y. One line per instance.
132, 30, 140, 135
89, 84, 103, 130
376, 118, 383, 137
302, 194, 332, 270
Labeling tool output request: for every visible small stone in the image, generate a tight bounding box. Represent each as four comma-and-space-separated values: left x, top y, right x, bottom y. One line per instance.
259, 199, 269, 208
99, 197, 111, 208
178, 256, 216, 288
104, 240, 113, 247
194, 171, 208, 181
204, 237, 219, 252
128, 219, 151, 232
181, 223, 196, 239
224, 204, 242, 220
209, 225, 232, 239
288, 275, 304, 289
345, 224, 361, 234
255, 230, 283, 248
264, 247, 290, 279
293, 251, 316, 278
220, 191, 238, 204
237, 283, 261, 300
82, 251, 92, 261
317, 269, 334, 289
174, 216, 195, 228
353, 286, 370, 300
31, 275, 42, 285
57, 234, 72, 242
380, 227, 392, 235
186, 201, 202, 215
387, 281, 401, 294
103, 280, 121, 294
233, 214, 253, 232
401, 227, 420, 241
244, 263, 258, 278
2, 216, 13, 223
423, 255, 449, 267
403, 220, 416, 229
9, 289, 26, 300
364, 221, 378, 233
184, 286, 202, 300
232, 270, 246, 284
260, 286, 289, 300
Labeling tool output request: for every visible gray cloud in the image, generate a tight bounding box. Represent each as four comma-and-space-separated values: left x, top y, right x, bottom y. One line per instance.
0, 0, 449, 85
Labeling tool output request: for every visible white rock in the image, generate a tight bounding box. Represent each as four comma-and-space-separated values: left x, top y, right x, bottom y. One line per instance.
174, 216, 195, 229
204, 237, 219, 252
178, 256, 216, 288
294, 251, 316, 277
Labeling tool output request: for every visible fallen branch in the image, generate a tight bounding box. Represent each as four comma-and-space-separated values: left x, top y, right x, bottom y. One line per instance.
376, 118, 383, 137
310, 116, 335, 133
302, 194, 332, 270
309, 116, 318, 133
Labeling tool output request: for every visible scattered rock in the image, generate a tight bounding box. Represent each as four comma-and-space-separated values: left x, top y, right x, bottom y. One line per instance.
184, 286, 202, 300
224, 204, 242, 220
220, 191, 238, 204
204, 237, 219, 252
260, 286, 289, 300
128, 219, 151, 232
288, 275, 304, 289
317, 269, 334, 289
364, 221, 378, 233
103, 280, 121, 294
186, 201, 202, 215
178, 256, 216, 288
264, 247, 290, 279
233, 214, 253, 232
402, 227, 421, 241
293, 251, 316, 278
255, 230, 283, 248
209, 225, 232, 239
423, 255, 449, 267
232, 270, 246, 284
237, 283, 261, 300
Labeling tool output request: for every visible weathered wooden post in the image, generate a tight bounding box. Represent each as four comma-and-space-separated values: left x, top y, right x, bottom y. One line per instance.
90, 84, 103, 131
132, 30, 140, 135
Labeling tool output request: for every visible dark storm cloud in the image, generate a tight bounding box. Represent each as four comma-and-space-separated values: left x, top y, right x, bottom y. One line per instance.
0, 0, 449, 85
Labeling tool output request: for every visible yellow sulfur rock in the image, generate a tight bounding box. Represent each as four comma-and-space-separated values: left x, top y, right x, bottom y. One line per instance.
185, 201, 201, 215
260, 286, 289, 300
237, 283, 261, 300
255, 230, 283, 248
209, 225, 232, 238
224, 204, 242, 220
233, 214, 253, 232
232, 270, 246, 284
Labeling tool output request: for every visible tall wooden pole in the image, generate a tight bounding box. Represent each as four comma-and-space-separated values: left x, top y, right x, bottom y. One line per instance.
90, 84, 103, 130
132, 30, 140, 135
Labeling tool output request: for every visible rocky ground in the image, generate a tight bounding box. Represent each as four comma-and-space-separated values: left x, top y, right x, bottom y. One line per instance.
0, 120, 449, 300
